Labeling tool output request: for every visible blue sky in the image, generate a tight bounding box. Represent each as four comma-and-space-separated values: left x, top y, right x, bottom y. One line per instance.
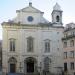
0, 0, 75, 39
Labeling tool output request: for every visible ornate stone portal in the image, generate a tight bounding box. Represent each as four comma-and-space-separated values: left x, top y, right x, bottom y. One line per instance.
8, 57, 17, 73
24, 57, 37, 74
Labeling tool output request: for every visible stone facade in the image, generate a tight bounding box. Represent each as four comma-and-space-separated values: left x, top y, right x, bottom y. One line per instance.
2, 2, 64, 75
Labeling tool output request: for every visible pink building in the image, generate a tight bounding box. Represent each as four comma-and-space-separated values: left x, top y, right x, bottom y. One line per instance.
62, 23, 75, 75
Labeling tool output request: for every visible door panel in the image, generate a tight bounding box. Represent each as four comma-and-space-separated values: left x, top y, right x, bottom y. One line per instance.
27, 62, 34, 73
10, 64, 16, 73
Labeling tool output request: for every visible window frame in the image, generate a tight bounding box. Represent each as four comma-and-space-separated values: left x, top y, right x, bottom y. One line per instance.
44, 39, 50, 53
64, 62, 67, 71
9, 38, 16, 52
70, 62, 74, 70
63, 42, 67, 48
64, 52, 67, 59
27, 36, 34, 52
70, 51, 74, 58
70, 40, 74, 47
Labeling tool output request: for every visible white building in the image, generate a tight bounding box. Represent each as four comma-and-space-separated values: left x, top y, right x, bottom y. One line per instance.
2, 2, 64, 75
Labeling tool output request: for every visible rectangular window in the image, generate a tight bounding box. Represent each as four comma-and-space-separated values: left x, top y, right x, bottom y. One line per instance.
45, 41, 50, 52
70, 51, 74, 58
10, 40, 13, 51
70, 62, 74, 70
64, 63, 67, 71
27, 37, 33, 52
10, 39, 15, 51
63, 42, 67, 48
70, 40, 74, 47
64, 52, 67, 59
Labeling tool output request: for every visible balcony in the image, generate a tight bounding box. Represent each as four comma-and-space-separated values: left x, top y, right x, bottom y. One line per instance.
62, 34, 75, 40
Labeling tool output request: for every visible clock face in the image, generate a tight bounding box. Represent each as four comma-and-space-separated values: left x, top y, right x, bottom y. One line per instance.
27, 16, 33, 22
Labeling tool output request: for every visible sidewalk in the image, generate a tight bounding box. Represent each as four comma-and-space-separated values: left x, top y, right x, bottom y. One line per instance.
0, 71, 2, 75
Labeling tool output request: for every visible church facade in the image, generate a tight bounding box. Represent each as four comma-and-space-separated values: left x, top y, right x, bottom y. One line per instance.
2, 2, 64, 75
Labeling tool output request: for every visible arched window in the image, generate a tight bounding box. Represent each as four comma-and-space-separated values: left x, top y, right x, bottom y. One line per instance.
9, 38, 16, 51
70, 40, 74, 47
27, 36, 34, 52
44, 39, 50, 52
56, 15, 60, 22
44, 57, 51, 71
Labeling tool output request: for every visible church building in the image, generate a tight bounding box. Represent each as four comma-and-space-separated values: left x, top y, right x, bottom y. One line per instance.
2, 2, 64, 75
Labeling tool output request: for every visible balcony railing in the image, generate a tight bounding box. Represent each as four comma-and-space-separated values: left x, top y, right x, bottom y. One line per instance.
62, 34, 75, 40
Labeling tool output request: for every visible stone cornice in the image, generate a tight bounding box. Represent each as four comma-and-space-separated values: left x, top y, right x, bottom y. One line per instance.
64, 27, 75, 32
1, 22, 64, 29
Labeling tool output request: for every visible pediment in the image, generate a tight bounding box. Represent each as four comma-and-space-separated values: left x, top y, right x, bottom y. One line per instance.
17, 6, 44, 13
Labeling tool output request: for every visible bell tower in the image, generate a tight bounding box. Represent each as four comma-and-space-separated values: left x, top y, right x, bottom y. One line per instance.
51, 3, 63, 26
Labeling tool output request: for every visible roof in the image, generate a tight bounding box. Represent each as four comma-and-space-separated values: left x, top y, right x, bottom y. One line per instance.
53, 3, 61, 11
64, 22, 75, 32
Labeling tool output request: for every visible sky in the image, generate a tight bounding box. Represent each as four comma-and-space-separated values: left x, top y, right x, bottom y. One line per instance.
0, 0, 75, 40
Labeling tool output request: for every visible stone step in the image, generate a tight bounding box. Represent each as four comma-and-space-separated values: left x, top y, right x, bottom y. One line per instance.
8, 73, 24, 75
7, 73, 39, 75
